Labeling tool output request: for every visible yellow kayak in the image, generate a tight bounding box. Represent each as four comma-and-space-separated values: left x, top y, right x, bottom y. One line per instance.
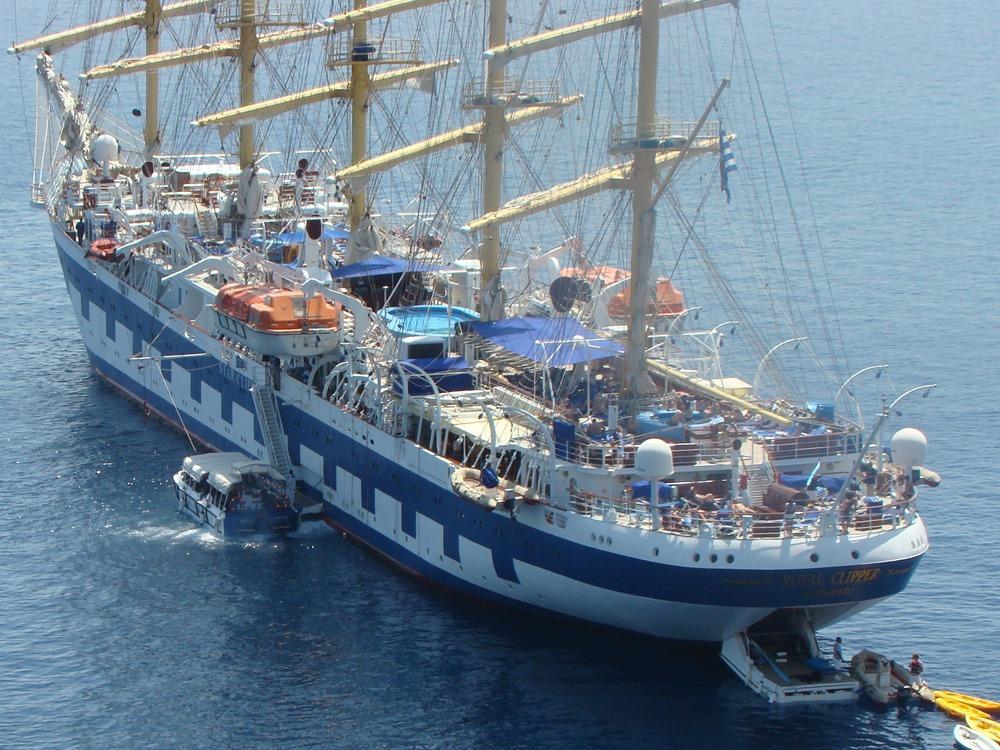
935, 691, 1000, 714
968, 716, 1000, 744
936, 696, 992, 722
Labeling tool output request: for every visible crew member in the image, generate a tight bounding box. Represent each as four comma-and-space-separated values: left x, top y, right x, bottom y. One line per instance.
832, 636, 844, 664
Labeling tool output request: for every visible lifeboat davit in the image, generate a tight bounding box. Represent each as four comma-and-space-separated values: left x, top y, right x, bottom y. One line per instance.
213, 284, 342, 357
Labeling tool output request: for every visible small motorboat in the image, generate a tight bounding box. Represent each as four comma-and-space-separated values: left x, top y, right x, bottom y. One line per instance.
849, 649, 916, 706
174, 452, 299, 536
956, 723, 1000, 750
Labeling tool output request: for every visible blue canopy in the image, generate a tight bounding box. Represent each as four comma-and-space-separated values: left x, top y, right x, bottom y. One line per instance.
780, 473, 847, 493
469, 316, 623, 366
331, 255, 447, 279
273, 225, 349, 243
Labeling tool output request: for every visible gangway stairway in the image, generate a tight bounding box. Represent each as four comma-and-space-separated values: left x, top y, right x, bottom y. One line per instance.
251, 376, 293, 479
741, 439, 777, 504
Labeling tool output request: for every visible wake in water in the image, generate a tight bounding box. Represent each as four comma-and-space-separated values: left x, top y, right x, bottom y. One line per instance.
127, 521, 223, 547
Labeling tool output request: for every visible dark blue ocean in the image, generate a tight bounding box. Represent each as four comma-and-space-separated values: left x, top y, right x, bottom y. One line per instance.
2, 1, 998, 747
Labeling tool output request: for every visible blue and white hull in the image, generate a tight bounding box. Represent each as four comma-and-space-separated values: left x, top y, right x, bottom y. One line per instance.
53, 225, 929, 642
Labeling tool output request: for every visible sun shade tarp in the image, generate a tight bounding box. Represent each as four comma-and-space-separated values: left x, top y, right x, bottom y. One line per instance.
470, 316, 623, 366
330, 255, 447, 279
273, 225, 349, 243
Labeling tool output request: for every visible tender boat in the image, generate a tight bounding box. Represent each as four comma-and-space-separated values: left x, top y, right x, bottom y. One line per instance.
174, 452, 299, 536
849, 649, 918, 706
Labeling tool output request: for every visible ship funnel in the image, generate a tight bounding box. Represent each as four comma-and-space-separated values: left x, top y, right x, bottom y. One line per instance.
891, 428, 927, 469
634, 438, 674, 479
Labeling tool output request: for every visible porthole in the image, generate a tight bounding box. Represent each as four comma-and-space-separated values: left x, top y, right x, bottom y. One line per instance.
653, 548, 659, 557
598, 535, 605, 544
726, 554, 734, 564
693, 553, 700, 562
710, 553, 718, 563
591, 533, 597, 542
851, 550, 860, 559
810, 553, 819, 563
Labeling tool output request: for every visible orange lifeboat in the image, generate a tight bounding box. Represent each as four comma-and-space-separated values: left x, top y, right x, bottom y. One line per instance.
215, 284, 340, 332
559, 266, 685, 320
213, 284, 343, 357
89, 238, 122, 262
607, 278, 685, 320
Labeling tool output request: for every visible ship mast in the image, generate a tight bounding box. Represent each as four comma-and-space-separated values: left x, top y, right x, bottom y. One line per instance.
349, 0, 371, 231
479, 0, 507, 321
237, 0, 259, 171
625, 0, 662, 396
143, 0, 162, 157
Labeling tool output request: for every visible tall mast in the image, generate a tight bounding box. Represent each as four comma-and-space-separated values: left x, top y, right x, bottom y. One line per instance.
479, 0, 507, 321
349, 0, 371, 230
625, 0, 661, 395
143, 0, 162, 156
238, 0, 258, 170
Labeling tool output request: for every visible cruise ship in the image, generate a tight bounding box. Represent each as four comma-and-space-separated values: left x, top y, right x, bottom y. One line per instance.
11, 0, 937, 701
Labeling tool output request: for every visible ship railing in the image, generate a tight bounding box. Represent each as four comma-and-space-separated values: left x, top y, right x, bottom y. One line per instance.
213, 0, 306, 28
609, 117, 720, 154
567, 489, 920, 541
759, 432, 863, 462
461, 78, 562, 109
327, 37, 422, 67
565, 437, 729, 470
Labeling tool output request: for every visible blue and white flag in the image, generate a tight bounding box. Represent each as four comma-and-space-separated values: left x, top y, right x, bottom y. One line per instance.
720, 128, 737, 203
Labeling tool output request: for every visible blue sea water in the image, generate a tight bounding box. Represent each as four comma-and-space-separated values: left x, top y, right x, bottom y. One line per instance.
1, 1, 998, 748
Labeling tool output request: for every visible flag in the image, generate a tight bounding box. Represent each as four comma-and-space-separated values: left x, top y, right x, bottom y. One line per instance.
720, 128, 737, 203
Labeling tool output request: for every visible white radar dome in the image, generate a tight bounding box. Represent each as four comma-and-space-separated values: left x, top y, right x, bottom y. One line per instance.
91, 133, 119, 164
634, 438, 674, 479
891, 428, 927, 469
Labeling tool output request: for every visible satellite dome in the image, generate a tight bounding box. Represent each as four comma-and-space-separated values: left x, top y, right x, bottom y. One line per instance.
634, 438, 674, 479
91, 133, 119, 164
891, 428, 927, 469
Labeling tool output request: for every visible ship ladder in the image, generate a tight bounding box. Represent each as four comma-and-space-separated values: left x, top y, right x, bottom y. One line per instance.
399, 271, 424, 307
741, 440, 776, 504
251, 378, 294, 478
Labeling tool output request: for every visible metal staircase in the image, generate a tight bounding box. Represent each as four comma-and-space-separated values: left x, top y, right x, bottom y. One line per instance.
251, 376, 293, 478
399, 271, 425, 307
742, 440, 777, 504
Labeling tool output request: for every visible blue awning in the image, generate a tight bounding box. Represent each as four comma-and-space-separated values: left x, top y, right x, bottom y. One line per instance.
330, 255, 447, 279
274, 225, 349, 243
469, 316, 623, 366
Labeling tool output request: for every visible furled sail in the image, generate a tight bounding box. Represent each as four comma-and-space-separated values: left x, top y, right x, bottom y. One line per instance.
8, 0, 213, 55
484, 0, 735, 64
81, 0, 449, 80
345, 214, 383, 265
192, 59, 460, 138
335, 95, 583, 181
462, 140, 718, 232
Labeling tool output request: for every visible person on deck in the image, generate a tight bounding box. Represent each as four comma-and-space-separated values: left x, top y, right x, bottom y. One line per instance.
832, 636, 845, 664
909, 653, 925, 683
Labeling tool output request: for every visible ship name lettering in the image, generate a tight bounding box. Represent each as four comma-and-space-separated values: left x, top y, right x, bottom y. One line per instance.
783, 573, 824, 587
830, 568, 880, 585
